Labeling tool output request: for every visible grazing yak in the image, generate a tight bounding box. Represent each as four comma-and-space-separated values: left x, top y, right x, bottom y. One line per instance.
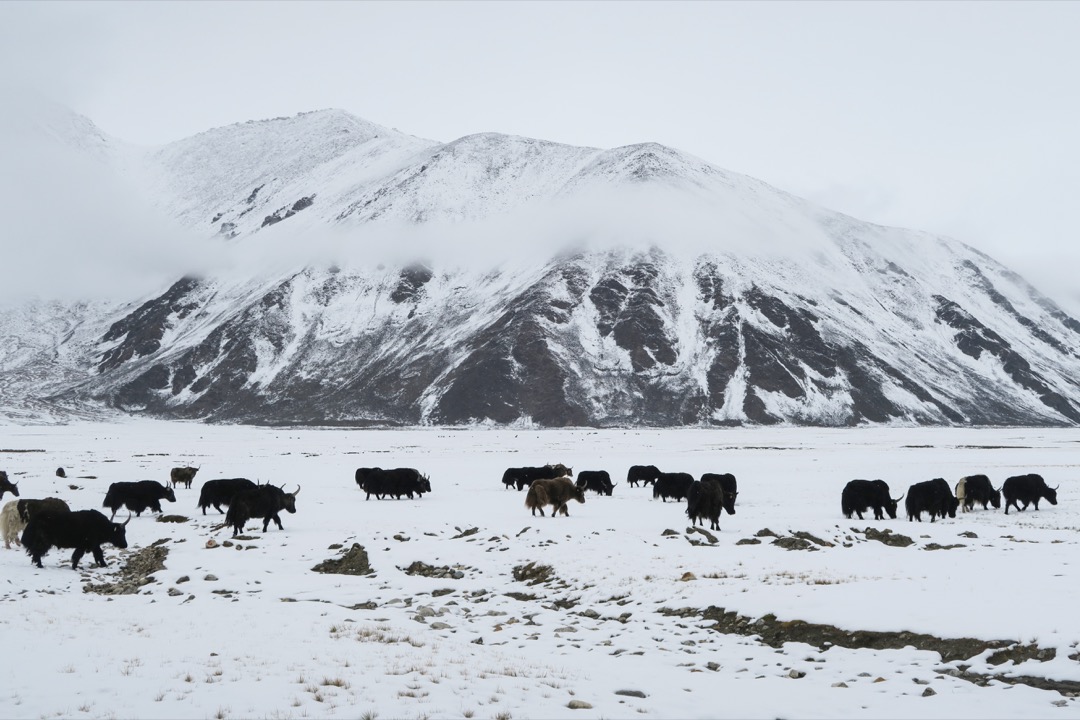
22, 509, 129, 570
17, 497, 71, 523
905, 478, 957, 522
225, 484, 300, 537
1, 501, 26, 549
627, 465, 662, 488
686, 480, 725, 531
197, 478, 257, 515
170, 466, 199, 490
1002, 474, 1058, 515
102, 480, 176, 520
0, 471, 19, 500
575, 470, 614, 496
501, 464, 572, 491
842, 479, 902, 520
653, 472, 694, 502
525, 477, 585, 517
958, 474, 1001, 512
354, 468, 432, 500
700, 472, 738, 515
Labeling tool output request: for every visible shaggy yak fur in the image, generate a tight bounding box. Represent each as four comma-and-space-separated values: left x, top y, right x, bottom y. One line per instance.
1, 500, 26, 549
525, 477, 586, 517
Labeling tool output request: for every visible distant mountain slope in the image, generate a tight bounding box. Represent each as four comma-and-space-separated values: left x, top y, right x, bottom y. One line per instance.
5, 102, 1080, 427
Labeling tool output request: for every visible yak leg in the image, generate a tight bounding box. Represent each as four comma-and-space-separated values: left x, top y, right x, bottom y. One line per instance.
70, 547, 86, 570
31, 552, 44, 569
91, 546, 107, 567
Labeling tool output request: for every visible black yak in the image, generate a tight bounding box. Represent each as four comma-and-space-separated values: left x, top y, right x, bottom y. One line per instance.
575, 470, 614, 496
653, 472, 694, 502
225, 484, 300, 537
959, 474, 1001, 511
627, 465, 662, 488
842, 479, 902, 520
22, 509, 129, 570
700, 472, 738, 515
1002, 474, 1058, 515
17, 497, 71, 523
102, 480, 176, 520
501, 463, 572, 491
197, 478, 257, 515
355, 468, 432, 500
686, 480, 725, 531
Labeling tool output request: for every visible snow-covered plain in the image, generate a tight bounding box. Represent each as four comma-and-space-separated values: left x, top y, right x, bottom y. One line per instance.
0, 421, 1077, 719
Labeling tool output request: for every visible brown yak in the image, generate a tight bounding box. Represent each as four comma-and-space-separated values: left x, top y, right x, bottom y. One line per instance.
525, 477, 585, 517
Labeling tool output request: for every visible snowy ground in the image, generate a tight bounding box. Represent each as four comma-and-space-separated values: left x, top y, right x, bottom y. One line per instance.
0, 421, 1077, 720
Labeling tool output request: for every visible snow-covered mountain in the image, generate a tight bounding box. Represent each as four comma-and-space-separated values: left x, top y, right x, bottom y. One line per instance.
6, 101, 1080, 427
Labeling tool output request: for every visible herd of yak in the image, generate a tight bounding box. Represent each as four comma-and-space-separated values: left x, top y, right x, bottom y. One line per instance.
0, 460, 1063, 573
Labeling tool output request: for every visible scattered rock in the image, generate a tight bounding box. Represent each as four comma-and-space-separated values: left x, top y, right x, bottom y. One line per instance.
167, 587, 183, 597
204, 574, 218, 582
84, 546, 169, 596
513, 562, 554, 586
205, 539, 219, 549
176, 576, 190, 584
792, 531, 834, 547
567, 700, 593, 710
959, 531, 978, 539
861, 528, 915, 547
924, 543, 966, 551
686, 526, 718, 544
327, 543, 343, 550
452, 527, 479, 539
736, 538, 762, 545
429, 622, 452, 630
772, 536, 816, 551
431, 588, 454, 597
755, 528, 779, 538
311, 544, 373, 576
706, 662, 721, 672
922, 687, 936, 697
156, 515, 189, 523
393, 534, 410, 542
401, 561, 465, 579
679, 572, 697, 581
615, 689, 647, 698
661, 529, 680, 537
832, 682, 848, 688
788, 669, 806, 679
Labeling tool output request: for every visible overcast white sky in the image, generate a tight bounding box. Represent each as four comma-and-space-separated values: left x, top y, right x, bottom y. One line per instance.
1, 1, 1077, 304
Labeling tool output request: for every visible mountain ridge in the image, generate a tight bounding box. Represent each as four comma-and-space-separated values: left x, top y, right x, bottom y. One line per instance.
4, 101, 1080, 428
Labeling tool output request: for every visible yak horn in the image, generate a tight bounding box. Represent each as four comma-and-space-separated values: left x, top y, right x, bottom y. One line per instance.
1055, 484, 1060, 490
293, 485, 301, 497
123, 512, 133, 527
895, 494, 905, 502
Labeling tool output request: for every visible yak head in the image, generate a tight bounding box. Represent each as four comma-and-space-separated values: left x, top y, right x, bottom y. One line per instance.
281, 485, 300, 514
571, 484, 586, 505
1046, 484, 1059, 506
885, 494, 903, 520
722, 490, 738, 515
163, 486, 177, 503
419, 475, 432, 494
110, 514, 132, 550
0, 471, 17, 499
990, 487, 1002, 509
